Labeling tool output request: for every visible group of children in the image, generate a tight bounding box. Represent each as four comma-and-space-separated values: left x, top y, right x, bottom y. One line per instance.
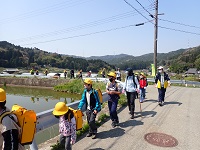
52, 67, 170, 150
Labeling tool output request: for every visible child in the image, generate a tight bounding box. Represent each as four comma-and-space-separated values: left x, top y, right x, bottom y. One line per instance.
106, 72, 122, 127
139, 73, 147, 103
53, 102, 76, 150
78, 78, 101, 139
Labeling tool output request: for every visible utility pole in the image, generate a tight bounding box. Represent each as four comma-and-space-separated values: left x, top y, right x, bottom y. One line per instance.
154, 0, 158, 73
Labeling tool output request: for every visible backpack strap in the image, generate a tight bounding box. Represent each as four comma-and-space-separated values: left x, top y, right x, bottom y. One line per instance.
126, 75, 137, 89
0, 111, 12, 123
132, 74, 137, 88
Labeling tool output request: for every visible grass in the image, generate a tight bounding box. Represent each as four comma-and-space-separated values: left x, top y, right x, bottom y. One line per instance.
54, 79, 107, 94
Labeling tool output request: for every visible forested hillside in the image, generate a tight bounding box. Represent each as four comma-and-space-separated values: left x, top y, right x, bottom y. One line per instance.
1, 41, 199, 73
0, 41, 114, 72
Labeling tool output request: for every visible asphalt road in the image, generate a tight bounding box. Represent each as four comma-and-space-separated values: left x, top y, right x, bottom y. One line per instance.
39, 85, 200, 150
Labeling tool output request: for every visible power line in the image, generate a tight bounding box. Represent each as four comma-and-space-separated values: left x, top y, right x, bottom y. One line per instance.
135, 0, 154, 18
0, 0, 94, 24
10, 8, 155, 43
21, 21, 152, 46
159, 18, 200, 29
123, 0, 153, 23
158, 26, 200, 36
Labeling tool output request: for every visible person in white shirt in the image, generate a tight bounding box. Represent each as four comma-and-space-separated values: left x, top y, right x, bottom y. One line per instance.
123, 68, 140, 119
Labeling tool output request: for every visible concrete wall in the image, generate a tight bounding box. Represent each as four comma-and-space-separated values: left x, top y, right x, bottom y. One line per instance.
0, 77, 68, 87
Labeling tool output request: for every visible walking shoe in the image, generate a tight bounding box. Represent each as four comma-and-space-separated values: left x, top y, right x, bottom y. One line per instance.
131, 115, 134, 119
86, 133, 92, 137
111, 122, 116, 128
91, 133, 96, 139
115, 121, 119, 126
158, 102, 162, 106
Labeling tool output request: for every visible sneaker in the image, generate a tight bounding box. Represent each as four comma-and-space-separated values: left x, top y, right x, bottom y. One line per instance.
158, 102, 162, 106
86, 133, 92, 137
115, 121, 119, 126
162, 101, 165, 105
111, 122, 116, 128
91, 133, 96, 139
131, 115, 134, 119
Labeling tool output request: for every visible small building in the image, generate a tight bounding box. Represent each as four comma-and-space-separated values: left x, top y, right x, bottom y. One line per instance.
2, 68, 19, 74
186, 68, 198, 75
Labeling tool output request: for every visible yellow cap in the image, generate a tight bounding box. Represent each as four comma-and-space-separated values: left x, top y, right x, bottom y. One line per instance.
140, 72, 144, 76
84, 78, 93, 85
107, 72, 116, 78
0, 88, 6, 102
53, 102, 69, 116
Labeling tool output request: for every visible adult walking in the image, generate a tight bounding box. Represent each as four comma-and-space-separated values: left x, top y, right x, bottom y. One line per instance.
106, 72, 122, 128
155, 66, 171, 106
116, 68, 121, 81
123, 68, 139, 119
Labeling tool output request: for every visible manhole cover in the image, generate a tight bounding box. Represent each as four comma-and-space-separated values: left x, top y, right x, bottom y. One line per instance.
144, 132, 178, 147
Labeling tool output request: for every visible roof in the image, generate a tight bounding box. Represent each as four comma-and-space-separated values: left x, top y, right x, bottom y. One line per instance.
186, 68, 197, 74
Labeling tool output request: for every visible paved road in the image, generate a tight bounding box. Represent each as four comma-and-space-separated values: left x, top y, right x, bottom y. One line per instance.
39, 85, 200, 150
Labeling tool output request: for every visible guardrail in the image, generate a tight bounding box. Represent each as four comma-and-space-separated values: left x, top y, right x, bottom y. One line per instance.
30, 92, 109, 150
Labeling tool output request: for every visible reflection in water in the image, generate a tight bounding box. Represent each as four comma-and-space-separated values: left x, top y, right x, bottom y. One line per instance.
2, 86, 81, 113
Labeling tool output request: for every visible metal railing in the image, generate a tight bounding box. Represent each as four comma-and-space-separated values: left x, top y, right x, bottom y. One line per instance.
30, 92, 109, 150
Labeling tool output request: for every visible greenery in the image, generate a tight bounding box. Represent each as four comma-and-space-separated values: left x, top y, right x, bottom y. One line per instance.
54, 79, 107, 94
0, 41, 114, 72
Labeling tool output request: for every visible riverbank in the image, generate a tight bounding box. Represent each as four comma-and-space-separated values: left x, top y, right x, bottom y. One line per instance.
0, 77, 69, 87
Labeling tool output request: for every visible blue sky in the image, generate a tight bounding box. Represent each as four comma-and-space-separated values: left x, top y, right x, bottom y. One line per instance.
0, 0, 200, 57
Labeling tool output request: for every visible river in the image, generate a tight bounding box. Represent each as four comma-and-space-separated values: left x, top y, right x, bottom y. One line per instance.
3, 86, 82, 113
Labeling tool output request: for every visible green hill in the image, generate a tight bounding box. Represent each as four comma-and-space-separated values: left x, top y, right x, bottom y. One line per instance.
0, 41, 114, 72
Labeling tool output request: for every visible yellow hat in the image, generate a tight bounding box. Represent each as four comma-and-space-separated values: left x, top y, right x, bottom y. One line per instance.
84, 78, 93, 85
0, 88, 6, 102
140, 72, 144, 76
135, 72, 139, 75
107, 72, 116, 78
53, 102, 69, 116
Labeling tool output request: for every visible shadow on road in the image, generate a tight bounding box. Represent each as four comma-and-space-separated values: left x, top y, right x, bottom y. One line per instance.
97, 128, 125, 139
135, 110, 157, 118
89, 148, 104, 150
119, 119, 144, 128
164, 101, 182, 106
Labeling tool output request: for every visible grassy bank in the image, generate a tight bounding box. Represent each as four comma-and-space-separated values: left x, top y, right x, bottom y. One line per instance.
54, 79, 106, 94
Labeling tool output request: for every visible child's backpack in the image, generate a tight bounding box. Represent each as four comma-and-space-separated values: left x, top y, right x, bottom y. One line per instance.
95, 89, 103, 104
0, 104, 37, 145
68, 107, 84, 130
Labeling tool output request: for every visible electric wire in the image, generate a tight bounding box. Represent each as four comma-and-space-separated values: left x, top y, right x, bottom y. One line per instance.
10, 7, 155, 43
0, 0, 94, 24
135, 0, 154, 18
158, 26, 200, 36
123, 0, 154, 23
159, 18, 200, 29
21, 20, 153, 46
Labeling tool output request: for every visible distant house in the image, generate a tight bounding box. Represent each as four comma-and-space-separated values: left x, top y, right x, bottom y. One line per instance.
2, 68, 19, 74
186, 68, 198, 75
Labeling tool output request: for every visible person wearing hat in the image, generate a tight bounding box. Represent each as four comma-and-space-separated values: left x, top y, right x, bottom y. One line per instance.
139, 73, 147, 103
78, 78, 101, 139
0, 88, 25, 150
155, 66, 171, 106
53, 102, 76, 150
115, 68, 121, 81
64, 70, 67, 79
123, 68, 139, 119
106, 72, 122, 128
